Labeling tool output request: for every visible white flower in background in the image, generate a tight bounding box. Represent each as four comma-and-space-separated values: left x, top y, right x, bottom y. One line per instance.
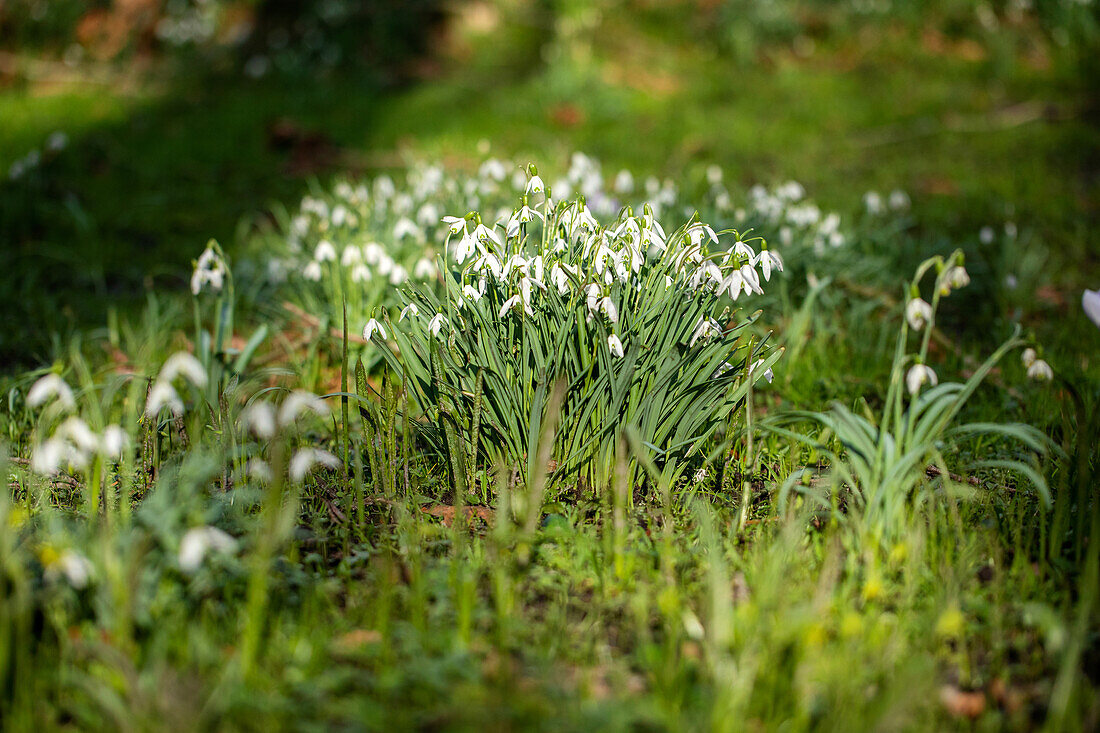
31, 438, 70, 474
906, 298, 933, 331
331, 205, 348, 227
388, 264, 408, 285
693, 467, 708, 483
363, 243, 385, 265
46, 131, 68, 152
979, 226, 995, 244
777, 181, 805, 201
607, 334, 625, 358
179, 527, 237, 573
706, 165, 723, 185
351, 264, 372, 283
1021, 348, 1038, 368
100, 425, 127, 459
247, 458, 273, 482
146, 381, 184, 417
191, 245, 227, 295
479, 158, 507, 182
243, 401, 277, 439
27, 374, 75, 411
314, 240, 336, 262
613, 169, 634, 194
278, 390, 330, 426
363, 318, 387, 341
341, 245, 362, 266
1005, 222, 1017, 238
888, 190, 910, 211
393, 217, 421, 240
1027, 359, 1054, 381
44, 550, 93, 589
303, 261, 322, 281
863, 191, 884, 215
289, 448, 339, 482
906, 364, 938, 395
1083, 289, 1100, 329
400, 303, 420, 321
749, 358, 774, 384
757, 250, 783, 282
160, 353, 208, 388
428, 313, 447, 337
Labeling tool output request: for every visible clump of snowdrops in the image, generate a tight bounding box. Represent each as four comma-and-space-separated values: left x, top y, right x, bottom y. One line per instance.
371, 165, 782, 496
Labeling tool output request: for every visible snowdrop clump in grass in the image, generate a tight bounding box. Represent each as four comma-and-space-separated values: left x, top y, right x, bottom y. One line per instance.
373, 165, 781, 495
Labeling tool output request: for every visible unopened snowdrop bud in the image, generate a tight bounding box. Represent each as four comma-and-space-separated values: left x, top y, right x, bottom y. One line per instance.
607, 334, 625, 358
179, 526, 237, 573
314, 240, 337, 262
27, 374, 75, 411
1083, 289, 1100, 329
906, 364, 938, 395
289, 448, 339, 482
1027, 359, 1053, 381
905, 298, 933, 331
1021, 348, 1037, 368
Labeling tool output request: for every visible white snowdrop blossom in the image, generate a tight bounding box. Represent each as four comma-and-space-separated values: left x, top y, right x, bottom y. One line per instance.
906, 364, 938, 395
1021, 348, 1038, 369
863, 191, 884, 215
100, 425, 128, 459
757, 250, 783, 282
303, 261, 323, 281
278, 390, 330, 426
243, 401, 277, 439
44, 550, 93, 589
179, 527, 237, 573
314, 240, 337, 262
525, 174, 545, 195
944, 265, 970, 291
414, 258, 436, 279
749, 358, 774, 384
1027, 359, 1054, 381
428, 313, 447, 337
27, 374, 75, 411
905, 298, 933, 331
607, 334, 625, 358
363, 318, 387, 341
191, 245, 227, 295
146, 381, 184, 417
289, 448, 340, 482
1083, 289, 1100, 329
888, 190, 910, 211
399, 303, 420, 322
341, 245, 362, 266
159, 352, 208, 388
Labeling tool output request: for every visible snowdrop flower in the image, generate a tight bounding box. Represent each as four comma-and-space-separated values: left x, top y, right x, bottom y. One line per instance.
399, 303, 420, 321
480, 158, 507, 181
739, 264, 764, 296
243, 401, 277, 439
443, 215, 466, 235
1021, 348, 1038, 368
706, 165, 723, 185
100, 425, 127, 459
388, 264, 408, 285
1083, 289, 1100, 329
414, 258, 436, 280
393, 218, 421, 240
428, 313, 447, 337
718, 268, 744, 300
247, 458, 273, 482
363, 243, 385, 265
906, 364, 938, 395
687, 223, 718, 247
160, 352, 208, 388
341, 245, 362, 266
598, 296, 618, 323
191, 245, 227, 295
146, 381, 183, 417
757, 250, 783, 282
303, 261, 323, 281
979, 226, 995, 244
499, 294, 524, 318
473, 221, 502, 247
46, 131, 68, 152
363, 318, 387, 341
179, 527, 237, 572
289, 448, 339, 482
749, 358, 774, 384
614, 170, 634, 194
943, 265, 970, 291
44, 550, 93, 589
693, 467, 708, 484
888, 190, 910, 211
27, 374, 75, 411
314, 241, 337, 262
690, 317, 720, 347
278, 390, 330, 426
32, 438, 68, 474
462, 284, 482, 303
1027, 359, 1054, 381
550, 264, 572, 294
863, 191, 884, 215
351, 264, 372, 283
905, 298, 933, 331
526, 174, 545, 195
607, 334, 625, 358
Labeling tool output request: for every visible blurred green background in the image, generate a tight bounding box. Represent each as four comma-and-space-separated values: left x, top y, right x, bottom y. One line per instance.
1, 0, 1097, 365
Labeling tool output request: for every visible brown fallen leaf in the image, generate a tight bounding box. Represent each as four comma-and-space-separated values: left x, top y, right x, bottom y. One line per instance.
940, 685, 986, 719
333, 629, 382, 651
420, 505, 494, 527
